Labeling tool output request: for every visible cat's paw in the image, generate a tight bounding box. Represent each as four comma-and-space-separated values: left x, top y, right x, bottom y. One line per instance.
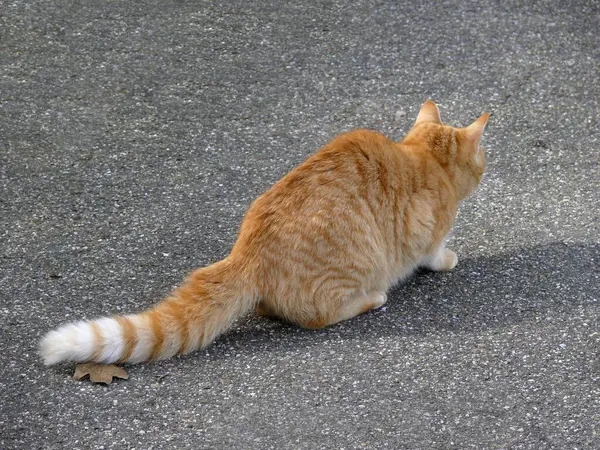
425, 248, 458, 271
439, 248, 458, 271
374, 292, 388, 307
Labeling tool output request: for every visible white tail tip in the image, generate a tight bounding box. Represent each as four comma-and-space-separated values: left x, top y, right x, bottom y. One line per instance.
39, 320, 97, 366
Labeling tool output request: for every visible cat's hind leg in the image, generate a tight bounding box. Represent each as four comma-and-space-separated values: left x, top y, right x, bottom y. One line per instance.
336, 291, 387, 323
255, 300, 278, 319
422, 246, 458, 271
298, 291, 387, 329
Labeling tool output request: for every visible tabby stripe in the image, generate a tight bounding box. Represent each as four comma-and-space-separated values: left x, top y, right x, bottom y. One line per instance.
311, 274, 360, 297
393, 191, 402, 264
276, 234, 324, 270
148, 310, 165, 360
349, 197, 365, 221
328, 263, 364, 279
287, 237, 330, 268
89, 321, 103, 361
450, 130, 457, 160
353, 155, 379, 221
180, 294, 206, 354
285, 251, 320, 273
166, 298, 189, 355
364, 188, 379, 223
377, 161, 389, 199
401, 200, 411, 250
262, 249, 294, 279
342, 259, 370, 277
325, 207, 366, 252
116, 316, 137, 363
319, 221, 347, 253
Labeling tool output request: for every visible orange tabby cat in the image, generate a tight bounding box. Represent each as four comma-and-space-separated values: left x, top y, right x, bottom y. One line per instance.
40, 101, 489, 365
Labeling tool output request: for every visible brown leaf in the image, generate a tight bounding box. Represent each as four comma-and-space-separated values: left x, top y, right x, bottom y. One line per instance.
73, 362, 129, 385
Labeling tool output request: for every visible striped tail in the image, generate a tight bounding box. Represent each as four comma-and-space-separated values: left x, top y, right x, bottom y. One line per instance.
39, 259, 257, 366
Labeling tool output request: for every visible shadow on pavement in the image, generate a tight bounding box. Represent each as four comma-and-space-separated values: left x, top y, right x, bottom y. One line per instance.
210, 241, 599, 356
385, 241, 599, 333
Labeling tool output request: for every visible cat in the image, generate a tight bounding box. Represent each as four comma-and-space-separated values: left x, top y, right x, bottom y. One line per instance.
40, 100, 489, 366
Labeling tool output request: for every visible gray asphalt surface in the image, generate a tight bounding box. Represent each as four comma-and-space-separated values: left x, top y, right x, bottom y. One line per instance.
1, 0, 599, 448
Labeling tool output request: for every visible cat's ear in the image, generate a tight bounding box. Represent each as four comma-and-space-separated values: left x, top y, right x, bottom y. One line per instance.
414, 100, 442, 126
464, 112, 490, 144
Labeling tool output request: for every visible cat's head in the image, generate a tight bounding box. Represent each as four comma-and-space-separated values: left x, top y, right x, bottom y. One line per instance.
404, 100, 489, 200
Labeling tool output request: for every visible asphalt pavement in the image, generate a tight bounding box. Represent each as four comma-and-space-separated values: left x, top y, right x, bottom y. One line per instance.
1, 0, 599, 448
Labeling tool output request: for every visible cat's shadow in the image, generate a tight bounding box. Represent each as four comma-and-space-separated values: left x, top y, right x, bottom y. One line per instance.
198, 241, 598, 360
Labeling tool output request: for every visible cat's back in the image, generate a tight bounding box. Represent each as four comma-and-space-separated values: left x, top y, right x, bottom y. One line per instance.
277, 128, 399, 194
233, 129, 403, 253
252, 128, 399, 214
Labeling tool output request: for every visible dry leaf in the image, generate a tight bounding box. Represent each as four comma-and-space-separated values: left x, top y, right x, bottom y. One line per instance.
73, 362, 129, 385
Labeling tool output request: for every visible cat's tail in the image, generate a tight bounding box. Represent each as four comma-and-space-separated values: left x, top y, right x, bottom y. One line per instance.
39, 258, 257, 366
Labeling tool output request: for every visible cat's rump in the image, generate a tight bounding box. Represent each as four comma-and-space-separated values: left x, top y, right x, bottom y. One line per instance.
39, 258, 257, 365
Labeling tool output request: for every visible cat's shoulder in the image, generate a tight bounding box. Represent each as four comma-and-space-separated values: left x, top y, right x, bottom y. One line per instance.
329, 128, 392, 145
318, 129, 395, 158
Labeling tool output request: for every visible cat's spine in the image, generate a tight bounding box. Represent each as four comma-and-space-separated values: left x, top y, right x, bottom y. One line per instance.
39, 258, 257, 365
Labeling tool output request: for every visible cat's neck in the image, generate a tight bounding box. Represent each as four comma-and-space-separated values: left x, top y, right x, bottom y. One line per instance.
396, 141, 465, 201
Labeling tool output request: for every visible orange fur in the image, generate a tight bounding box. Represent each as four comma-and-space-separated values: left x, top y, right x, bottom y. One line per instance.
39, 101, 489, 366
115, 316, 137, 363
89, 322, 103, 361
